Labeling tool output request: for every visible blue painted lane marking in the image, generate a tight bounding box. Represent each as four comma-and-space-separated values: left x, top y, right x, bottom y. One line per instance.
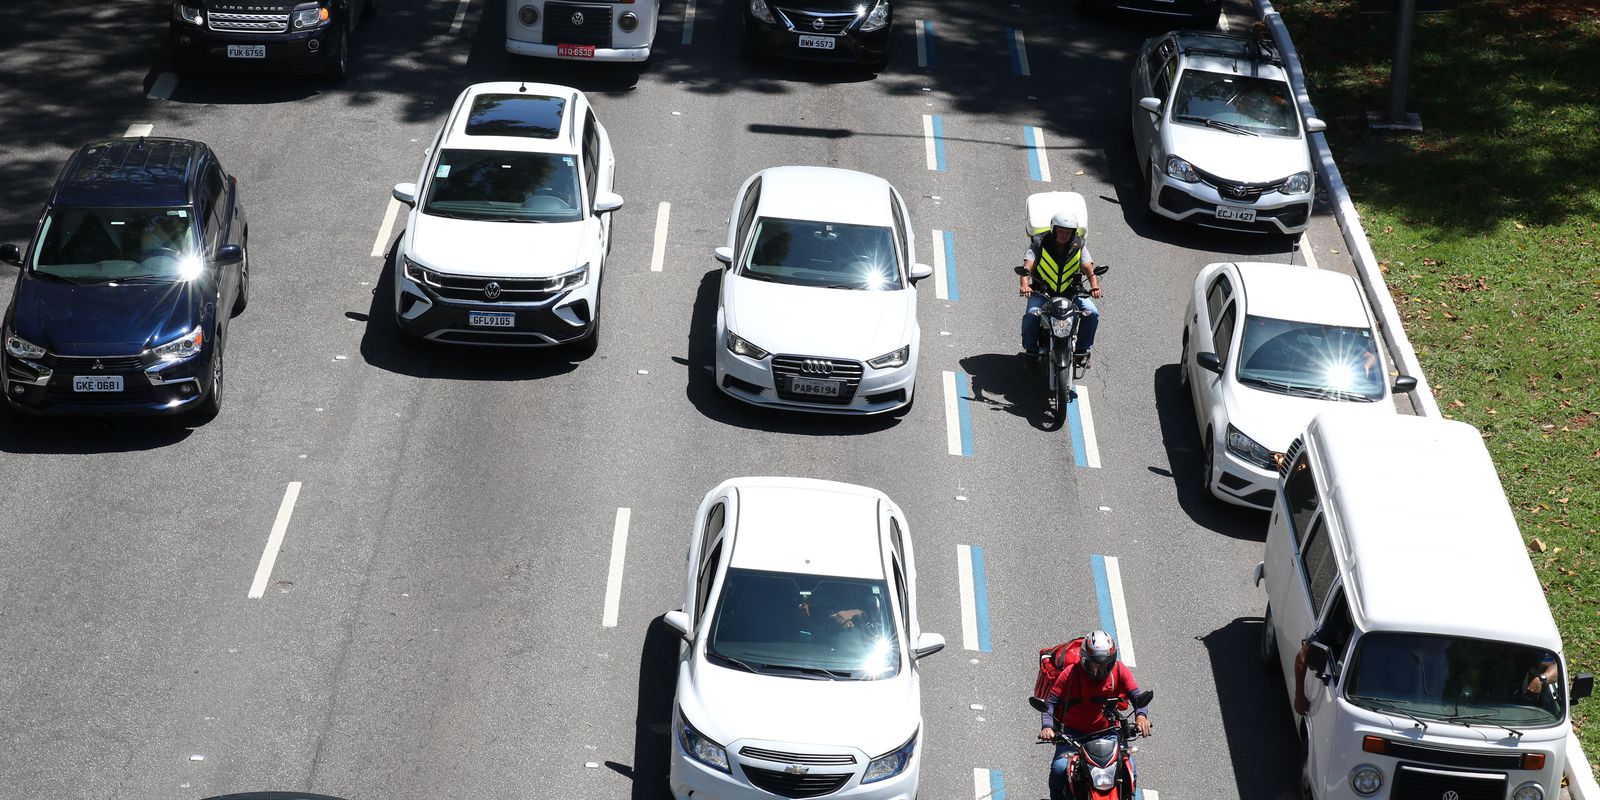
932, 115, 948, 171
955, 371, 975, 456
1065, 390, 1088, 467
942, 229, 958, 301
1091, 554, 1117, 643
991, 768, 1006, 800
972, 544, 993, 652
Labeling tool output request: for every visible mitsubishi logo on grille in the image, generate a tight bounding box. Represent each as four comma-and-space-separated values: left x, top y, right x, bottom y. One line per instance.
92, 359, 104, 370
1441, 793, 1459, 800
811, 17, 825, 30
484, 282, 503, 300
572, 11, 585, 25
799, 359, 833, 375
784, 764, 811, 775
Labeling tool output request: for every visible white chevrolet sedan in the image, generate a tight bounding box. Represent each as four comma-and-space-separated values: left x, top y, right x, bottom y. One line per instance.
713, 167, 933, 415
664, 477, 945, 800
1180, 262, 1417, 508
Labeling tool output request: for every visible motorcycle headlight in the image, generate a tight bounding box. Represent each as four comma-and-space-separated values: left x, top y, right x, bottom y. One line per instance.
725, 331, 769, 361
1164, 155, 1199, 183
867, 345, 909, 369
1349, 764, 1383, 796
1226, 424, 1278, 470
554, 263, 590, 292
1282, 171, 1312, 195
862, 731, 916, 783
152, 328, 204, 362
1089, 763, 1118, 791
676, 712, 730, 773
1050, 316, 1074, 337
173, 2, 205, 25
4, 330, 47, 360
1512, 781, 1546, 800
859, 0, 890, 31
749, 0, 776, 23
292, 4, 332, 29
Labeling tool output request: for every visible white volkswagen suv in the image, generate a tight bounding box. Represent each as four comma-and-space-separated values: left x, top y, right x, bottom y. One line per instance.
714, 167, 933, 415
664, 477, 945, 800
391, 82, 623, 348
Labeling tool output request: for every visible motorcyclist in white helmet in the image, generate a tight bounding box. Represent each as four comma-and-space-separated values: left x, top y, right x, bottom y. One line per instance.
1019, 211, 1101, 365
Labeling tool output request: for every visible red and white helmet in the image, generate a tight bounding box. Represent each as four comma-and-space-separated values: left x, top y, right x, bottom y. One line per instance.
1082, 630, 1119, 679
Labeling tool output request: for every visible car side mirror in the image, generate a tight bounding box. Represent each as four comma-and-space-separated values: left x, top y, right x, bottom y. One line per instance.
713, 246, 734, 266
663, 610, 692, 641
0, 243, 20, 267
1573, 672, 1595, 703
1305, 641, 1332, 681
1139, 97, 1162, 115
1392, 375, 1418, 394
214, 244, 243, 265
1092, 265, 1110, 276
1305, 117, 1328, 134
913, 632, 945, 660
594, 191, 624, 214
1196, 351, 1223, 374
1129, 688, 1154, 708
392, 182, 418, 206
909, 262, 934, 282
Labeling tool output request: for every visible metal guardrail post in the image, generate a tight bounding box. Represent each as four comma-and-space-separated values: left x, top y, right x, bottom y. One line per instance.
1250, 2, 1596, 795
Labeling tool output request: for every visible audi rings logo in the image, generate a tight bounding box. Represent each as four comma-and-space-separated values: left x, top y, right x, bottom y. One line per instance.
483, 282, 503, 300
571, 11, 585, 25
811, 17, 825, 30
799, 359, 834, 376
1442, 792, 1460, 800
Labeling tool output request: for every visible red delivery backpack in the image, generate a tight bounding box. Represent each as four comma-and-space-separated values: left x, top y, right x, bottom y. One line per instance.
1031, 636, 1086, 706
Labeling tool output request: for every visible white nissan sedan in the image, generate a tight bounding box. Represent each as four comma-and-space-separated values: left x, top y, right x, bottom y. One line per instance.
1180, 262, 1417, 508
713, 167, 933, 415
664, 477, 945, 800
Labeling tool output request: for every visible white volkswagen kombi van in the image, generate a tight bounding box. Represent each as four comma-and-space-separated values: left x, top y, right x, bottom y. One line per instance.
1256, 410, 1592, 800
505, 0, 658, 62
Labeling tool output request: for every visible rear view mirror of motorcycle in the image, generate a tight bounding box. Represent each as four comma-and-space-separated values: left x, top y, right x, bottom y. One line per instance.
1028, 696, 1048, 713
1092, 265, 1110, 276
1129, 688, 1154, 708
1013, 265, 1029, 276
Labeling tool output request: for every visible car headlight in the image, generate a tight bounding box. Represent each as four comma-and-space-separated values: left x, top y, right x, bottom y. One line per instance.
618, 10, 639, 31
749, 0, 776, 24
677, 712, 730, 773
1349, 764, 1383, 796
1225, 424, 1278, 470
1089, 763, 1118, 791
1512, 781, 1546, 800
292, 4, 332, 29
1165, 155, 1199, 183
867, 345, 909, 369
152, 328, 204, 362
725, 331, 769, 360
859, 0, 890, 31
862, 731, 916, 783
554, 263, 590, 292
517, 4, 539, 25
173, 2, 204, 25
1282, 171, 1312, 194
402, 257, 430, 285
4, 330, 47, 360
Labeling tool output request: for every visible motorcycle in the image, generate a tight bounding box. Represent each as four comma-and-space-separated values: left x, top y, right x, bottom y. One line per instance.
1017, 264, 1110, 417
1030, 688, 1154, 800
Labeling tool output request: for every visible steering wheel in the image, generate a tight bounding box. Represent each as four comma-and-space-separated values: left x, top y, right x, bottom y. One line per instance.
533, 187, 573, 208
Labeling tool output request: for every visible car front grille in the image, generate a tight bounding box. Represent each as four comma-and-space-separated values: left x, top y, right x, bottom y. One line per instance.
775, 8, 858, 34
52, 355, 148, 372
770, 355, 864, 404
208, 12, 291, 33
1391, 764, 1506, 800
742, 765, 853, 798
1194, 166, 1285, 203
411, 268, 563, 304
739, 746, 857, 766
542, 2, 614, 47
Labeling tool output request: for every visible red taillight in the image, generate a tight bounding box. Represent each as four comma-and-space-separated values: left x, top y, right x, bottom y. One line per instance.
1523, 753, 1546, 770
1362, 736, 1387, 754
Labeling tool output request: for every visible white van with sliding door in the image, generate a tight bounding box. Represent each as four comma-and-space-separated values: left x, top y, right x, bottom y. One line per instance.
1255, 410, 1592, 800
506, 0, 658, 62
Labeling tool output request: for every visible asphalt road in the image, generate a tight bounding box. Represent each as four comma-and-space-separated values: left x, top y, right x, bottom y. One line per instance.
0, 1, 1376, 798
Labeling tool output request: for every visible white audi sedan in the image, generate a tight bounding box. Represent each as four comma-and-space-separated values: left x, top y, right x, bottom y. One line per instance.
1180, 262, 1417, 508
713, 167, 932, 414
664, 477, 944, 800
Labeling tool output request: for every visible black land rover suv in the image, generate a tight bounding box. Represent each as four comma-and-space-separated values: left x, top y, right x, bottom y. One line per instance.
170, 0, 376, 81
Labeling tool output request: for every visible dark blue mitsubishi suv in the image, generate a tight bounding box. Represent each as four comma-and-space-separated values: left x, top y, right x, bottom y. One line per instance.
1, 138, 249, 419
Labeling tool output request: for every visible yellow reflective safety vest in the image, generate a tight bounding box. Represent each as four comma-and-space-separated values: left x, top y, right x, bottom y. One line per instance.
1030, 234, 1084, 295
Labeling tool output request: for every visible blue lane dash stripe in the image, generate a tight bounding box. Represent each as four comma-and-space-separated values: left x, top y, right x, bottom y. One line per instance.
1025, 126, 1043, 182
932, 115, 948, 171
922, 20, 936, 70
954, 371, 975, 456
971, 545, 993, 652
942, 230, 958, 302
990, 768, 1006, 800
1007, 30, 1023, 75
1065, 388, 1088, 467
1091, 554, 1117, 643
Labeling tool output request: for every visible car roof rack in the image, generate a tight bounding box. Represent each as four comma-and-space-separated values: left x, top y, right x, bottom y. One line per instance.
1177, 27, 1283, 68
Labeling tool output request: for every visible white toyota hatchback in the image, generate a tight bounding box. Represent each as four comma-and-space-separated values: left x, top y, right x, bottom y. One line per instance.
713, 167, 932, 415
664, 477, 945, 800
391, 82, 623, 348
1180, 262, 1417, 508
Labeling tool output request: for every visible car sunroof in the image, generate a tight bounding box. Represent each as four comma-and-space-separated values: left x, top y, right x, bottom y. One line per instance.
464, 94, 566, 139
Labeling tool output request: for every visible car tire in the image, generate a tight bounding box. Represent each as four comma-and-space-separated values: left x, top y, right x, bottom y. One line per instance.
231, 237, 250, 316
325, 29, 350, 82
1178, 332, 1189, 390
195, 332, 225, 422
1202, 429, 1218, 501
571, 322, 600, 359
741, 31, 767, 63
864, 54, 889, 74
1260, 604, 1279, 670
1139, 160, 1158, 220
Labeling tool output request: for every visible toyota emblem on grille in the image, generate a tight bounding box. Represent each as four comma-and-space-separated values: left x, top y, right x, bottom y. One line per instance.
92, 359, 104, 370
800, 359, 833, 375
1441, 792, 1459, 800
572, 11, 585, 25
784, 765, 810, 775
811, 17, 825, 30
484, 282, 503, 300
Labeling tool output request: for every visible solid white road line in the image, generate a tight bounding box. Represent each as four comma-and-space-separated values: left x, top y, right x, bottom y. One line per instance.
923, 115, 939, 171
1010, 29, 1031, 77
1146, 791, 1160, 800
1298, 232, 1321, 269
942, 371, 962, 456
123, 123, 154, 138
932, 228, 950, 300
602, 508, 631, 627
915, 20, 929, 68
957, 544, 980, 651
1029, 126, 1053, 183
682, 0, 698, 44
1075, 384, 1101, 468
449, 0, 472, 34
147, 73, 178, 101
650, 202, 672, 272
1104, 555, 1137, 668
371, 197, 402, 258
248, 482, 302, 599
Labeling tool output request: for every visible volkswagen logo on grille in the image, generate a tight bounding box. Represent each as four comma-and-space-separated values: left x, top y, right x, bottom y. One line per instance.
811, 17, 825, 30
1442, 792, 1459, 800
572, 11, 585, 25
92, 359, 104, 370
784, 764, 810, 775
484, 282, 503, 300
800, 359, 833, 375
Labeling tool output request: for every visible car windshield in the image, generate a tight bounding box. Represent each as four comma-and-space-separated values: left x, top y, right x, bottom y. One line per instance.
741, 217, 902, 291
707, 568, 901, 680
423, 149, 583, 223
1347, 633, 1566, 727
1172, 70, 1299, 136
1235, 315, 1385, 401
30, 207, 203, 282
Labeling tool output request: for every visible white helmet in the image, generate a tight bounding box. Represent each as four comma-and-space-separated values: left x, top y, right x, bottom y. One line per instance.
1051, 211, 1080, 232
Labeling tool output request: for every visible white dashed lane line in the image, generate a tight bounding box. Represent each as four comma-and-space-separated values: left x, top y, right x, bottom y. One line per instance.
923, 115, 947, 171
371, 197, 403, 258
1025, 125, 1051, 183
248, 482, 302, 600
682, 0, 698, 45
915, 20, 933, 69
1008, 29, 1030, 77
449, 0, 473, 34
602, 508, 631, 628
1297, 232, 1320, 269
650, 202, 672, 272
123, 123, 154, 138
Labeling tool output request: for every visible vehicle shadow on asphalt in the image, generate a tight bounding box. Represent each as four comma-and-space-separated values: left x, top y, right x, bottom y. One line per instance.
676, 268, 903, 436
0, 413, 194, 454
959, 352, 1060, 432
1197, 617, 1302, 800
1150, 363, 1269, 539
603, 613, 679, 800
353, 242, 588, 381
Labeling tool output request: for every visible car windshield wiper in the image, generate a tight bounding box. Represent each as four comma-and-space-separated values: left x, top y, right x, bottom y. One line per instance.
29, 271, 88, 285
1237, 375, 1299, 393
1437, 712, 1524, 739
706, 651, 767, 675
1354, 697, 1430, 733
737, 271, 785, 284
763, 664, 851, 680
